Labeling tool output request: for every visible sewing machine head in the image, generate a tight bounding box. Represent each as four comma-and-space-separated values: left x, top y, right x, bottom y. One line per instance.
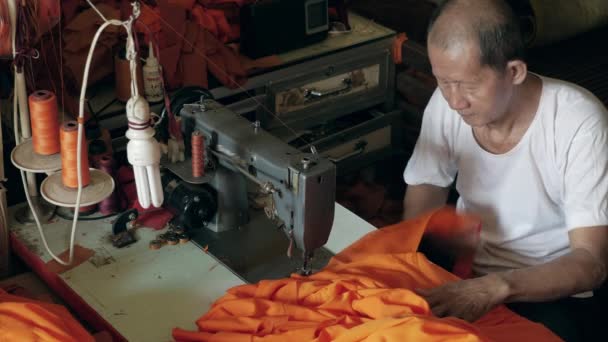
172, 99, 336, 274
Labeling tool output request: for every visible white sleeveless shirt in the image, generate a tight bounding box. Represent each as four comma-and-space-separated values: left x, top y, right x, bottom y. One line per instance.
404, 76, 608, 275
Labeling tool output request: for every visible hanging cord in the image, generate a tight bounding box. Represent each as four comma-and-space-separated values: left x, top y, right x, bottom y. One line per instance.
21, 2, 140, 266
15, 0, 39, 89
10, 0, 36, 197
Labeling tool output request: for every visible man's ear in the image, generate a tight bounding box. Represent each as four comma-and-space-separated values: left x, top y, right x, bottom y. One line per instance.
506, 60, 527, 85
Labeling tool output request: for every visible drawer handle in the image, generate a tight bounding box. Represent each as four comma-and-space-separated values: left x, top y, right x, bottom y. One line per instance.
304, 78, 353, 101
329, 140, 368, 163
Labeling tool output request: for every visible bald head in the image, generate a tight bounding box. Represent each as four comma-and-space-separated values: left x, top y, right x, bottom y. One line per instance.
428, 0, 525, 71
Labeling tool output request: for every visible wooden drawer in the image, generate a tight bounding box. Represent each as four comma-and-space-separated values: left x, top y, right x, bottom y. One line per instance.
275, 108, 401, 174
322, 125, 390, 163
263, 48, 394, 130
273, 63, 381, 116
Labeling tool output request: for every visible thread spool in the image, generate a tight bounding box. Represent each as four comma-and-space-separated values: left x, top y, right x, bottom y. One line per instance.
95, 154, 121, 215
86, 122, 114, 158
76, 204, 98, 215
191, 131, 205, 177
88, 139, 108, 158
29, 90, 60, 155
60, 121, 90, 188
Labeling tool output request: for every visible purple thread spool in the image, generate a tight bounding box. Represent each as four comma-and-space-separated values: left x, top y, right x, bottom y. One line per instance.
96, 155, 121, 215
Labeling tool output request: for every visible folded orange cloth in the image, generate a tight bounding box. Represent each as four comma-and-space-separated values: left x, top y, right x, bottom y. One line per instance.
0, 289, 94, 342
173, 207, 561, 342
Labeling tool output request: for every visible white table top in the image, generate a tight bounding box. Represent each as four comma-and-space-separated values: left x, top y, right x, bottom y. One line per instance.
8, 203, 375, 342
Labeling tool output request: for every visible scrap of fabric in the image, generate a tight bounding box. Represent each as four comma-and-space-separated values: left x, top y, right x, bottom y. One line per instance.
173, 207, 561, 342
0, 289, 94, 342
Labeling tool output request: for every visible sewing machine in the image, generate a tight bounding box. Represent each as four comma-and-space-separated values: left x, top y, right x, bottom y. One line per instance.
162, 99, 337, 279
5, 98, 370, 341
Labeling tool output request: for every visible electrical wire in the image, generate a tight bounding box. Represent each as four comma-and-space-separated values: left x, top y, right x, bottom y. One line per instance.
10, 0, 19, 145
58, 5, 65, 123
13, 72, 19, 144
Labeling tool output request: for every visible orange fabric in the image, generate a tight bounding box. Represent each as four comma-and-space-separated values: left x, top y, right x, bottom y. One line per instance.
392, 32, 408, 64
0, 289, 94, 342
191, 6, 233, 43
424, 210, 481, 279
169, 0, 197, 9
63, 4, 121, 90
135, 4, 163, 39
172, 207, 561, 342
141, 1, 281, 90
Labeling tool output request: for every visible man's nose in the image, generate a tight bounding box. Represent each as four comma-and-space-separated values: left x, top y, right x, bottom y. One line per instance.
447, 88, 469, 111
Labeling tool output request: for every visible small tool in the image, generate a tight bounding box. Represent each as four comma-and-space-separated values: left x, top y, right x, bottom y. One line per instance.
111, 208, 139, 248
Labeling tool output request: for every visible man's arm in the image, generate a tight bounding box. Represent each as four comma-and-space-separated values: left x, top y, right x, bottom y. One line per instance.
403, 184, 450, 220
497, 225, 607, 302
416, 225, 608, 322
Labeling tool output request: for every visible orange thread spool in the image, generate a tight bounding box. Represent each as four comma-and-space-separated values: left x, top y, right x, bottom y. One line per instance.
191, 131, 205, 177
60, 121, 90, 188
29, 90, 61, 155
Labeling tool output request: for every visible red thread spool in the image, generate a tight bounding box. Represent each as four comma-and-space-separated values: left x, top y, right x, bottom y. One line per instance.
60, 121, 90, 188
191, 131, 205, 177
29, 90, 61, 155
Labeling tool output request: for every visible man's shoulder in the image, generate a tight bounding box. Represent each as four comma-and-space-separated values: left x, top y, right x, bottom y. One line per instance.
540, 76, 608, 132
541, 76, 606, 115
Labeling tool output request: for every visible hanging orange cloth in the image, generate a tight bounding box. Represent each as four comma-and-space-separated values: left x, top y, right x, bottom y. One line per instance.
0, 289, 94, 342
172, 207, 561, 342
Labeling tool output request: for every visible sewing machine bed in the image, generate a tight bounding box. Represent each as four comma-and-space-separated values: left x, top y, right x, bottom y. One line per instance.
190, 207, 335, 283
7, 203, 375, 341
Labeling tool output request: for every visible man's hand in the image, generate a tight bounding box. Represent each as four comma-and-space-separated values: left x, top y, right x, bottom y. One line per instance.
415, 274, 510, 322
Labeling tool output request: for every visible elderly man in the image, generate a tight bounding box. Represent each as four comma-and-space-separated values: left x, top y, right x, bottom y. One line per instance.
402, 0, 608, 340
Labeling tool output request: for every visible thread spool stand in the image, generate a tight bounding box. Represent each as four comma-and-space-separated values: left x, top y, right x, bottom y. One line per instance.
40, 168, 115, 208
10, 139, 62, 223
11, 139, 115, 213
11, 138, 62, 173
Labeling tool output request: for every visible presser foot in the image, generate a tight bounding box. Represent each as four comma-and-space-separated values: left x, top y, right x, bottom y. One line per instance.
297, 252, 315, 276
298, 267, 313, 276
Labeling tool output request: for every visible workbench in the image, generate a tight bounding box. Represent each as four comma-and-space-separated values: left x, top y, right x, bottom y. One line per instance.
7, 203, 375, 342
